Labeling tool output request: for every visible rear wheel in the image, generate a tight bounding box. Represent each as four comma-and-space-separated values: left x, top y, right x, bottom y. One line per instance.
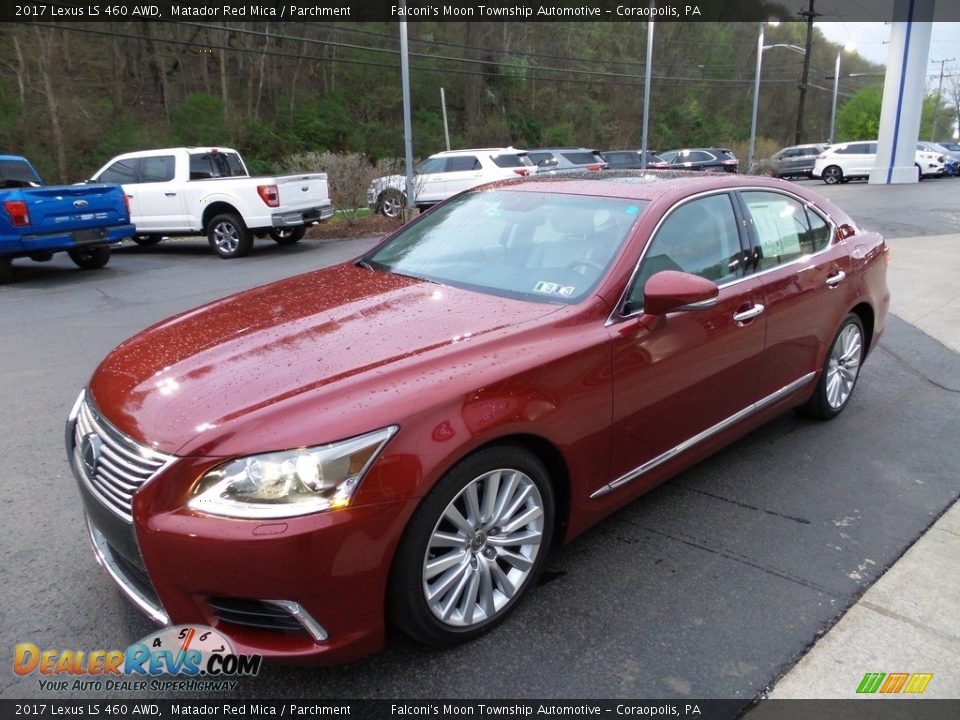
800, 313, 865, 419
207, 213, 253, 259
269, 226, 306, 245
388, 445, 555, 647
822, 165, 843, 184
68, 245, 111, 270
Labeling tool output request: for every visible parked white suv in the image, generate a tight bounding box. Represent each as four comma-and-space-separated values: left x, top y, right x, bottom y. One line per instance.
367, 148, 536, 218
812, 141, 945, 184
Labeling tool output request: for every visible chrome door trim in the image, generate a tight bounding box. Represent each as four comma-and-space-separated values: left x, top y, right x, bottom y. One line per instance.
591, 371, 816, 499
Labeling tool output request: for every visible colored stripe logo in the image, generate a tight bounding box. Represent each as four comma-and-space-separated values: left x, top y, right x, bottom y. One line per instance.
857, 672, 933, 694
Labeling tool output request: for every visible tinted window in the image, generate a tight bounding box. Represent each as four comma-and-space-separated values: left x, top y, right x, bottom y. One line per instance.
141, 156, 175, 183
529, 152, 557, 167
446, 156, 481, 172
741, 191, 832, 269
416, 157, 446, 174
604, 152, 634, 167
685, 151, 714, 163
0, 159, 42, 187
559, 151, 602, 165
98, 159, 138, 184
491, 154, 533, 169
189, 152, 246, 179
627, 194, 743, 309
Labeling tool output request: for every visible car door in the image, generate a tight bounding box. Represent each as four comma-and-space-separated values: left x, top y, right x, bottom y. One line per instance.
442, 155, 485, 197
736, 189, 851, 398
94, 158, 142, 225
606, 192, 767, 492
412, 157, 447, 205
132, 155, 189, 232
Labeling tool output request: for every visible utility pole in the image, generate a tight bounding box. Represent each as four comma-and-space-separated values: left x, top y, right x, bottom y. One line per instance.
795, 0, 821, 145
931, 58, 955, 139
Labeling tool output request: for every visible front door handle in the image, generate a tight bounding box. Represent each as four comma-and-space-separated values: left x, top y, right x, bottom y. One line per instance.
164, 192, 177, 197
826, 270, 846, 287
733, 304, 765, 323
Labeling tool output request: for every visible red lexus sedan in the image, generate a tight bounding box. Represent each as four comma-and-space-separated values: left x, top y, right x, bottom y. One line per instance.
67, 172, 889, 663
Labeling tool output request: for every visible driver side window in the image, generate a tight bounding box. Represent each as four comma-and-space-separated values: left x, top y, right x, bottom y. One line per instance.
627, 194, 743, 310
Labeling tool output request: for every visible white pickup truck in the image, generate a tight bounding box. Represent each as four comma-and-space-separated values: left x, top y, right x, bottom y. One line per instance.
90, 147, 334, 258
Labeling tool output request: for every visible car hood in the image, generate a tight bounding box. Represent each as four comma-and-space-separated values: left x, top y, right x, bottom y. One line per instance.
88, 264, 560, 456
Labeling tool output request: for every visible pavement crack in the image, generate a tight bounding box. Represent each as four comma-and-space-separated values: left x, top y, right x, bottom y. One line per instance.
680, 487, 811, 525
857, 599, 960, 644
876, 343, 960, 393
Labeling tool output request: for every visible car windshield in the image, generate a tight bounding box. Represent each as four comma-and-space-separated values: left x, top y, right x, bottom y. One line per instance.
364, 189, 646, 304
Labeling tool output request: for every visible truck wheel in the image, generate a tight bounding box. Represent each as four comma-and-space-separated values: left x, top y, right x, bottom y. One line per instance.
269, 227, 306, 245
0, 257, 12, 284
207, 213, 253, 259
133, 235, 163, 246
68, 245, 111, 270
379, 189, 405, 219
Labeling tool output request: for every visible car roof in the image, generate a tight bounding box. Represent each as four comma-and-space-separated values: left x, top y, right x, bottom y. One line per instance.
431, 147, 525, 156
488, 169, 790, 202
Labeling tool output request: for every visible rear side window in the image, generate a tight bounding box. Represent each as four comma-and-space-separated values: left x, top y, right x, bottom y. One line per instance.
491, 154, 533, 169
560, 151, 603, 165
0, 159, 42, 187
98, 159, 137, 184
140, 156, 175, 183
445, 156, 481, 172
741, 191, 832, 269
190, 152, 246, 179
529, 152, 557, 167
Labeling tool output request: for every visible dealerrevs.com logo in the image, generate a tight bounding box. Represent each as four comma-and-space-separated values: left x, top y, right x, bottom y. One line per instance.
14, 626, 261, 692
856, 672, 934, 694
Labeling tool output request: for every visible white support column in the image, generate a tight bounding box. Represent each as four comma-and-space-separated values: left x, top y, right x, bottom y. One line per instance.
869, 0, 935, 184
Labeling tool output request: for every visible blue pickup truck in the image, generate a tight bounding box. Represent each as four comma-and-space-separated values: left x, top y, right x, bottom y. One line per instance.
1, 155, 135, 283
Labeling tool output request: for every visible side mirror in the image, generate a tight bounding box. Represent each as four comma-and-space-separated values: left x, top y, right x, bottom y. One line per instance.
642, 270, 719, 316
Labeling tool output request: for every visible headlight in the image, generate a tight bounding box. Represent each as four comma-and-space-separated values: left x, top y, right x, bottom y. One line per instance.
188, 426, 397, 519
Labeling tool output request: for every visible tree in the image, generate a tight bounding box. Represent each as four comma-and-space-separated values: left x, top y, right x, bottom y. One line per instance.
835, 86, 883, 141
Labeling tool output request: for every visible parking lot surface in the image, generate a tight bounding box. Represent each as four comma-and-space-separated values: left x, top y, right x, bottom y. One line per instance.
1, 180, 957, 704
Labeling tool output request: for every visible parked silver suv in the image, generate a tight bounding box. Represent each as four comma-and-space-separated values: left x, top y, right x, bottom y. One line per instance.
367, 148, 536, 218
767, 144, 829, 179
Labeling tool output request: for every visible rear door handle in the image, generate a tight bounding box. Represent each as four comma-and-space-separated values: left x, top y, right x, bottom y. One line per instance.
826, 270, 846, 287
732, 304, 765, 323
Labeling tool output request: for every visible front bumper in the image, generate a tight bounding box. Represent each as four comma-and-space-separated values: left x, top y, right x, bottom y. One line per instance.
67, 402, 412, 663
271, 203, 335, 228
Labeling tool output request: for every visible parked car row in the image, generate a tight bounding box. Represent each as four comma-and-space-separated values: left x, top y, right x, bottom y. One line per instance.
367, 146, 741, 217
769, 140, 955, 184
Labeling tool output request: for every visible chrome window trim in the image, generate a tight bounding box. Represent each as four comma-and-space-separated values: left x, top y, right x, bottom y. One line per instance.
263, 600, 329, 644
590, 371, 816, 499
606, 185, 840, 327
86, 517, 170, 626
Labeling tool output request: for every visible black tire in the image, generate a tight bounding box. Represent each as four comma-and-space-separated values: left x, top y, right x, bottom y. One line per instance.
207, 213, 253, 259
822, 165, 843, 185
67, 245, 111, 270
268, 226, 306, 245
378, 189, 405, 219
133, 235, 163, 247
799, 313, 865, 420
388, 445, 555, 647
916, 165, 923, 182
0, 256, 12, 284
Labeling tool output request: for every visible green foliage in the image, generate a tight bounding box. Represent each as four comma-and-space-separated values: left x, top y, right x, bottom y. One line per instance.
835, 86, 883, 141
170, 94, 229, 147
543, 122, 575, 147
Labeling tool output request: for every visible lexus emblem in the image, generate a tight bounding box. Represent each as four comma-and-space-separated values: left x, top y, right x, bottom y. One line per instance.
81, 433, 103, 478
73, 199, 89, 209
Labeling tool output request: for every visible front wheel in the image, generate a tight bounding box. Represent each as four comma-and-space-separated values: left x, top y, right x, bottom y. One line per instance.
378, 189, 405, 219
133, 235, 162, 247
822, 165, 843, 184
388, 445, 555, 647
68, 245, 111, 270
800, 313, 865, 419
269, 226, 306, 245
0, 256, 12, 284
207, 213, 253, 259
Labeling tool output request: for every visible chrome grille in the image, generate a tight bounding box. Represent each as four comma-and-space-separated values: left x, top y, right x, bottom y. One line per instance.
72, 398, 172, 523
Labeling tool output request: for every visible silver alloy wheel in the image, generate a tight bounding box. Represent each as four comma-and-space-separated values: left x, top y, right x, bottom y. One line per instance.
380, 192, 404, 219
823, 166, 842, 184
422, 468, 545, 627
212, 220, 240, 254
826, 322, 863, 409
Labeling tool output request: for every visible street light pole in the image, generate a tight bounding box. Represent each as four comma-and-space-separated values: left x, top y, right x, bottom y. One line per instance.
747, 22, 765, 173
829, 43, 855, 144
